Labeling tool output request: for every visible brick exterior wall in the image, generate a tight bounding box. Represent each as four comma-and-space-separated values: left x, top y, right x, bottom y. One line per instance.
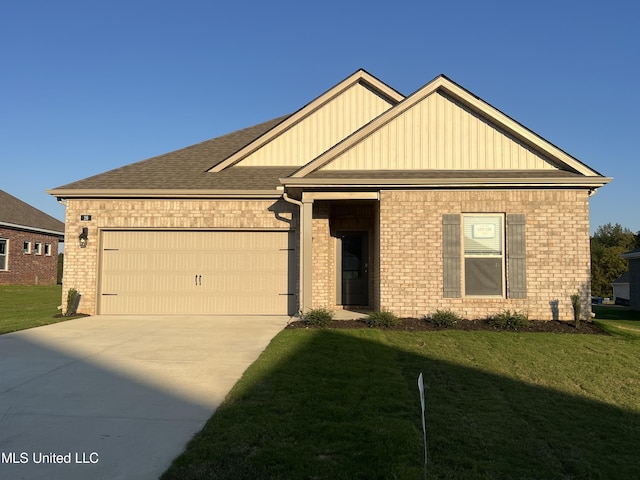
377, 189, 592, 321
62, 198, 296, 315
0, 227, 60, 285
64, 189, 593, 321
311, 202, 333, 308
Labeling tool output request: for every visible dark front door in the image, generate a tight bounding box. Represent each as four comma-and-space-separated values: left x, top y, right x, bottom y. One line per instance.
341, 232, 369, 306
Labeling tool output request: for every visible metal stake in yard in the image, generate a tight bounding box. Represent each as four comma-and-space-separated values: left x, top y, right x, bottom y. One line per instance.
418, 372, 427, 480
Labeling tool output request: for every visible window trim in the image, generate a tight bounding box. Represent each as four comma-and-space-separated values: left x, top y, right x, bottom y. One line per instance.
44, 243, 52, 256
442, 213, 527, 300
462, 213, 505, 298
0, 238, 7, 271
23, 241, 32, 254
34, 242, 42, 255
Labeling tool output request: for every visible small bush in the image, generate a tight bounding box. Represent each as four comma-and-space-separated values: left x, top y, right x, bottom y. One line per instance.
365, 310, 399, 328
427, 309, 462, 327
571, 293, 582, 328
489, 310, 529, 330
301, 307, 334, 328
65, 288, 79, 316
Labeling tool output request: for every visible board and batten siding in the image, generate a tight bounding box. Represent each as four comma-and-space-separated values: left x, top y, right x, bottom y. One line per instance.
237, 82, 395, 167
322, 91, 557, 171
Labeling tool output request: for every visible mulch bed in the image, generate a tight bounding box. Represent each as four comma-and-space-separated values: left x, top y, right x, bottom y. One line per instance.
286, 317, 606, 334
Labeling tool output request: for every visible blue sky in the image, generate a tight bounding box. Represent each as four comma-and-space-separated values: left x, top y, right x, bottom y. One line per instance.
1, 0, 638, 234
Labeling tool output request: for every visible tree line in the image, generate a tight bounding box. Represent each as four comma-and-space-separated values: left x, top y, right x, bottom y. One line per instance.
591, 223, 640, 298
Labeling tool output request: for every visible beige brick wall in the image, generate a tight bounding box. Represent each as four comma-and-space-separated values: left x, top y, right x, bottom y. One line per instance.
378, 189, 591, 321
311, 202, 333, 308
62, 198, 295, 315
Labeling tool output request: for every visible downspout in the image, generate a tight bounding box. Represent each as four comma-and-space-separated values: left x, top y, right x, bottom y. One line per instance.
282, 192, 304, 314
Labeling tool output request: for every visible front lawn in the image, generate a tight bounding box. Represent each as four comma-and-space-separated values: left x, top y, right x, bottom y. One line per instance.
162, 320, 640, 479
0, 285, 78, 334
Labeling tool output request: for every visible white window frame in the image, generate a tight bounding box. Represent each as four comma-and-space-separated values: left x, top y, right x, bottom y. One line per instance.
23, 241, 32, 254
462, 213, 505, 297
34, 242, 42, 255
44, 243, 52, 256
0, 238, 7, 271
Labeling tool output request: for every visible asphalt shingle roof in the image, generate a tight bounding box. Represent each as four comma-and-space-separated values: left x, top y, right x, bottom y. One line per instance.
52, 115, 292, 191
0, 190, 64, 233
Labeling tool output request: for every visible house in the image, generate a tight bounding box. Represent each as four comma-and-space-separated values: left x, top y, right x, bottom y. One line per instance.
621, 249, 640, 310
611, 271, 630, 306
0, 190, 64, 285
47, 70, 611, 320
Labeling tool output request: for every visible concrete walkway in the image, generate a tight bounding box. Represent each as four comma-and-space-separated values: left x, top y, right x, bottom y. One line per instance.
0, 315, 290, 480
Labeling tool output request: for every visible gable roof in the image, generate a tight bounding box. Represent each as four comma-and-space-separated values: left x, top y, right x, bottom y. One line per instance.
49, 116, 294, 197
0, 190, 64, 235
612, 271, 631, 285
291, 75, 606, 179
209, 69, 404, 172
49, 70, 611, 199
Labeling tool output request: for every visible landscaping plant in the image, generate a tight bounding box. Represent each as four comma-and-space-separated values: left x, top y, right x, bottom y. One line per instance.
427, 309, 463, 327
301, 307, 334, 327
488, 309, 529, 330
65, 288, 79, 316
571, 293, 582, 328
364, 309, 399, 328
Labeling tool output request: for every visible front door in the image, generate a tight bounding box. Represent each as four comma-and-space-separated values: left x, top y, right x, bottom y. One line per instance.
340, 232, 369, 306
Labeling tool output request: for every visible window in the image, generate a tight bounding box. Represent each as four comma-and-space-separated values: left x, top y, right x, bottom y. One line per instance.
44, 243, 51, 256
442, 213, 527, 299
34, 242, 42, 255
23, 241, 31, 254
463, 215, 504, 296
0, 239, 7, 270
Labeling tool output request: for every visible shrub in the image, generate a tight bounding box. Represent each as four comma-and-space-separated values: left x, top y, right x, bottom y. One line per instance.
301, 307, 334, 328
571, 293, 582, 328
427, 309, 462, 327
65, 288, 79, 316
365, 310, 399, 328
489, 310, 529, 330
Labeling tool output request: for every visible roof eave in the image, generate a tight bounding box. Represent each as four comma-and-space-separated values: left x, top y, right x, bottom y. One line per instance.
47, 189, 283, 199
0, 221, 65, 237
280, 176, 612, 189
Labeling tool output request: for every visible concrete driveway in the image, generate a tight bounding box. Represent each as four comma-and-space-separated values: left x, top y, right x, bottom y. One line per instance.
0, 315, 289, 480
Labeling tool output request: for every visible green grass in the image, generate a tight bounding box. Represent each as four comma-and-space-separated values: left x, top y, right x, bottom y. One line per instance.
162, 318, 640, 480
0, 285, 80, 334
592, 305, 640, 339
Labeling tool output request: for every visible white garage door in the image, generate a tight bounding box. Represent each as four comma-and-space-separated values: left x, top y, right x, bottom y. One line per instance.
99, 230, 295, 315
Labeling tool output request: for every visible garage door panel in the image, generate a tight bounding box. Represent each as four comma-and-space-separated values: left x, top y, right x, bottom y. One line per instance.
99, 231, 294, 315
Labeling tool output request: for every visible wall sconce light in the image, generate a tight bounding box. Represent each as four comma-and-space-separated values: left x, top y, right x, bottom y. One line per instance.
79, 227, 89, 248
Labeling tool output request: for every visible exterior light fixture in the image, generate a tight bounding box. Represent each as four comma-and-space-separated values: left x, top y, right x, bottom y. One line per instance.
79, 227, 88, 248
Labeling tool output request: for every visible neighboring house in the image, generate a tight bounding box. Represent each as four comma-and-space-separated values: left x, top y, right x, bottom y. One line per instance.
48, 70, 611, 320
611, 271, 630, 305
621, 249, 640, 310
0, 190, 64, 285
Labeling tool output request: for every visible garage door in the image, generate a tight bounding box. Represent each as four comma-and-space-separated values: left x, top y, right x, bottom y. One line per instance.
99, 231, 295, 315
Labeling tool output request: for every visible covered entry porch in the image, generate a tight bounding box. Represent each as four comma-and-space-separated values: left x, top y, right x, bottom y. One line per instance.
292, 191, 380, 313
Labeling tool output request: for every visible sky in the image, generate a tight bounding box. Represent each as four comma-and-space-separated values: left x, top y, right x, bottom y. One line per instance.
1, 0, 638, 234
